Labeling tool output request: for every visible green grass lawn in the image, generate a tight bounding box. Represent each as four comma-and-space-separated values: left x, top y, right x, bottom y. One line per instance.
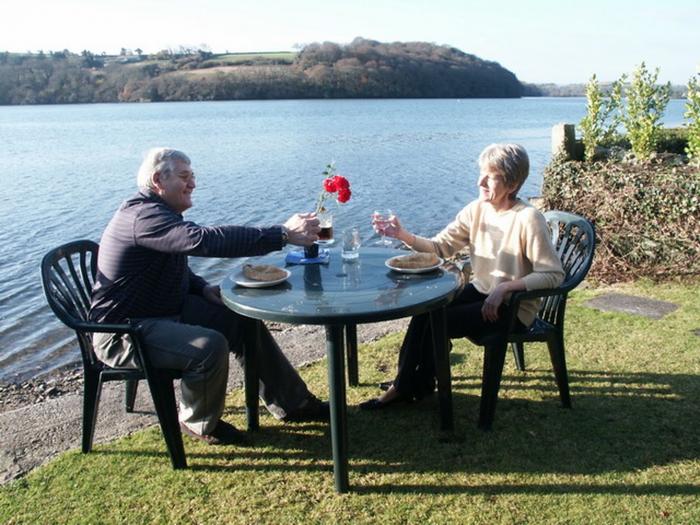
1, 281, 699, 524
207, 52, 296, 64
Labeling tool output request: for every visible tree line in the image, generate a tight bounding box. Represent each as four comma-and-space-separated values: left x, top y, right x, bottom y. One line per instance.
524, 81, 687, 98
0, 38, 524, 105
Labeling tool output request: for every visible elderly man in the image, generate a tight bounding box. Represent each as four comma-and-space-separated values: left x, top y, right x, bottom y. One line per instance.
90, 147, 327, 445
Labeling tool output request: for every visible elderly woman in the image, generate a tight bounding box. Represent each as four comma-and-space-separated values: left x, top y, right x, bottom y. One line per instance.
360, 143, 565, 410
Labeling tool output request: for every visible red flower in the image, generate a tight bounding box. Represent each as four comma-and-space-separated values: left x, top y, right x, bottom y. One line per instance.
337, 188, 352, 203
333, 175, 350, 191
316, 163, 352, 212
323, 178, 337, 193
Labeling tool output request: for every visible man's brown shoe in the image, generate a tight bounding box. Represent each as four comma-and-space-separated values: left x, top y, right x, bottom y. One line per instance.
180, 420, 251, 446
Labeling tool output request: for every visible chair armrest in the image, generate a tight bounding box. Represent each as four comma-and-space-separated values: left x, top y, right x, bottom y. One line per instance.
73, 320, 139, 335
504, 287, 565, 332
511, 287, 564, 304
74, 320, 150, 371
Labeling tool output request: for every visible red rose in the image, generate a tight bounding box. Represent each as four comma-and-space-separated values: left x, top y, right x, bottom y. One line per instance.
337, 188, 352, 203
333, 175, 350, 190
323, 178, 337, 192
316, 164, 351, 212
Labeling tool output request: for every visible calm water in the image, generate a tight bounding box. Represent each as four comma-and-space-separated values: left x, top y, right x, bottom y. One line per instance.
0, 98, 688, 382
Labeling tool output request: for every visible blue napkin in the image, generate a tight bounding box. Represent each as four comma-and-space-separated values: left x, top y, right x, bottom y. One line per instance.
285, 248, 330, 265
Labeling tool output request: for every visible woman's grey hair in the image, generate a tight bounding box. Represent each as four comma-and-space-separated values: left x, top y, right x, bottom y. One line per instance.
478, 143, 530, 199
136, 147, 191, 190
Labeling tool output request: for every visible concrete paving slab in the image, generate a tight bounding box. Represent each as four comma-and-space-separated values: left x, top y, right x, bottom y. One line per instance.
584, 292, 679, 320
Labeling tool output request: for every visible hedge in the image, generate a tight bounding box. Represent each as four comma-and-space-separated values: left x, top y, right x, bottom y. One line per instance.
542, 155, 699, 282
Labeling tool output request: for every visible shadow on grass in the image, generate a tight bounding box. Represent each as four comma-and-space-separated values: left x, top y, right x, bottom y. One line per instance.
354, 482, 700, 496
95, 368, 700, 495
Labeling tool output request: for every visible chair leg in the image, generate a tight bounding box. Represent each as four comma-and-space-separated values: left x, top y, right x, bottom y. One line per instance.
82, 369, 102, 453
511, 342, 526, 371
345, 324, 359, 387
147, 369, 187, 469
478, 340, 508, 430
125, 379, 139, 412
546, 333, 572, 408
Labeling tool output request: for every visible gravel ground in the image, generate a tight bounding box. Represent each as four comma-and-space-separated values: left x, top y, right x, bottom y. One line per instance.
0, 320, 408, 484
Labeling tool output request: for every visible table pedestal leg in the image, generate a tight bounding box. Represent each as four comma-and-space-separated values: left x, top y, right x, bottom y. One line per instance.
345, 324, 359, 386
430, 307, 453, 432
326, 324, 349, 493
243, 319, 260, 431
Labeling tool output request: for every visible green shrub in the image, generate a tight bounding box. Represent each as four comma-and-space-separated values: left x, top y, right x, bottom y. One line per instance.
624, 63, 671, 160
579, 75, 624, 160
542, 156, 700, 282
685, 74, 700, 164
657, 127, 689, 154
605, 135, 630, 148
595, 129, 686, 156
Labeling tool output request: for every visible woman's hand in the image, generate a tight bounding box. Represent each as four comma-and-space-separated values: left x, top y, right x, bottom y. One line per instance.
203, 284, 224, 306
371, 212, 403, 239
482, 280, 527, 322
481, 284, 507, 322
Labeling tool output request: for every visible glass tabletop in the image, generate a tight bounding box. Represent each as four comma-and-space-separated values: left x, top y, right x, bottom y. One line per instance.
220, 247, 464, 325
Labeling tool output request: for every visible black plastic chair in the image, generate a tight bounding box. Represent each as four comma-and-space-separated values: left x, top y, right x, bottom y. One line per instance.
41, 240, 186, 469
473, 211, 595, 430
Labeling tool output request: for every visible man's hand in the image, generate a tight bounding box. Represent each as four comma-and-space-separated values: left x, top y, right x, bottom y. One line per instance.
203, 285, 224, 306
283, 212, 320, 246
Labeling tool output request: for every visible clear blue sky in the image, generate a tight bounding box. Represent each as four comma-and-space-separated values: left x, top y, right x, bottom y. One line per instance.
2, 0, 698, 84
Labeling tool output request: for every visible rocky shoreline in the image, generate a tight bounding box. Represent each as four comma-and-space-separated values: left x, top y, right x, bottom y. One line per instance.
0, 322, 293, 414
0, 367, 84, 414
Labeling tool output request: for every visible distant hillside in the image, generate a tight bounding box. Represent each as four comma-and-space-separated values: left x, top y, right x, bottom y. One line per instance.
0, 38, 523, 104
523, 82, 688, 98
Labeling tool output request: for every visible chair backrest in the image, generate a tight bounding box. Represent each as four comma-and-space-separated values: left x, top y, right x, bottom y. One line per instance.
538, 211, 596, 326
41, 240, 99, 366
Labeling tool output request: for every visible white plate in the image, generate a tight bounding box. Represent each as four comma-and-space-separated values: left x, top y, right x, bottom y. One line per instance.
385, 256, 444, 274
233, 267, 291, 288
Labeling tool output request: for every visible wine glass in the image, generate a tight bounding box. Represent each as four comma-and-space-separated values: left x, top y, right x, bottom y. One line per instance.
372, 209, 395, 247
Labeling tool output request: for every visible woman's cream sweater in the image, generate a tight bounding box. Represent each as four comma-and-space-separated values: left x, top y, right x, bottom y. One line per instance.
408, 199, 565, 326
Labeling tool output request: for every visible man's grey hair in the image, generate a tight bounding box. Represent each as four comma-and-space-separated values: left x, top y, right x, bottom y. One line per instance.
136, 147, 191, 190
478, 143, 530, 199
